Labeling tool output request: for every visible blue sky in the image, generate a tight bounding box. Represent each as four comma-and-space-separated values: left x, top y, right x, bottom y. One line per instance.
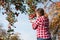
0, 0, 59, 40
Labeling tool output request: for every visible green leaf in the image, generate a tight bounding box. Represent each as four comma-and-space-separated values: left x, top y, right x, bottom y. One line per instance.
7, 29, 14, 32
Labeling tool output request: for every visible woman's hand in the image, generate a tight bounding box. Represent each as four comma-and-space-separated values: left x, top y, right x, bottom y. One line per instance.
30, 19, 35, 23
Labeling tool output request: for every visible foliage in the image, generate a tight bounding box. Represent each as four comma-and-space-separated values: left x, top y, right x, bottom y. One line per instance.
0, 0, 60, 39
0, 0, 49, 26
0, 23, 21, 40
6, 11, 17, 26
49, 2, 60, 31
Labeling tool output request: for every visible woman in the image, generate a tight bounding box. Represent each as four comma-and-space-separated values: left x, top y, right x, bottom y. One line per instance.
30, 8, 52, 40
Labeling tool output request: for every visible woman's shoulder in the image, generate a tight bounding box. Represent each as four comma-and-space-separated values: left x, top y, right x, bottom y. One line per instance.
39, 16, 45, 18
36, 16, 45, 21
39, 16, 49, 20
36, 15, 49, 20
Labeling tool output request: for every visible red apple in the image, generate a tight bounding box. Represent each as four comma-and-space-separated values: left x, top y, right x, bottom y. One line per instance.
29, 14, 33, 19
29, 13, 36, 19
31, 5, 36, 11
33, 13, 36, 17
8, 24, 11, 29
27, 1, 31, 5
8, 26, 11, 29
15, 12, 19, 16
16, 7, 19, 10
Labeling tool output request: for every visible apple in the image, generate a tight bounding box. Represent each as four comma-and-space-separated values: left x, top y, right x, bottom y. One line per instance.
15, 12, 19, 16
8, 25, 11, 29
27, 1, 31, 5
15, 7, 19, 10
29, 13, 36, 19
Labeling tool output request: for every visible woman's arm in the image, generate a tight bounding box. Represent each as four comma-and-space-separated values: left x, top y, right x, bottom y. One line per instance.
30, 18, 40, 30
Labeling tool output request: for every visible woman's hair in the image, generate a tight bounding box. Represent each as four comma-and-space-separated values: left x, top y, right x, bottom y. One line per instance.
36, 8, 44, 16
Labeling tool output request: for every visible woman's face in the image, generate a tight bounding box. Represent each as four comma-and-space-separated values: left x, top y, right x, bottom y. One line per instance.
35, 11, 41, 17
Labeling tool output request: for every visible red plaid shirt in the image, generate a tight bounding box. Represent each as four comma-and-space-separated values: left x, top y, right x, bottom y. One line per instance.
32, 16, 51, 39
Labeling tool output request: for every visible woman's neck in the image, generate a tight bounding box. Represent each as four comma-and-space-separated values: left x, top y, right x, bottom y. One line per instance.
37, 15, 44, 18
37, 15, 40, 18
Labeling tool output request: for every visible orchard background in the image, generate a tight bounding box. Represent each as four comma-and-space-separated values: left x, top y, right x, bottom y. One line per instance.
0, 0, 60, 40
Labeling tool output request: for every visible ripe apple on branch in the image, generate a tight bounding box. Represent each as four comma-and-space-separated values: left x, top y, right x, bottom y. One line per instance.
29, 13, 36, 19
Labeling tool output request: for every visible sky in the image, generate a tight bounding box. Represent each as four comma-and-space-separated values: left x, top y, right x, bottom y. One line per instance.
0, 0, 59, 40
